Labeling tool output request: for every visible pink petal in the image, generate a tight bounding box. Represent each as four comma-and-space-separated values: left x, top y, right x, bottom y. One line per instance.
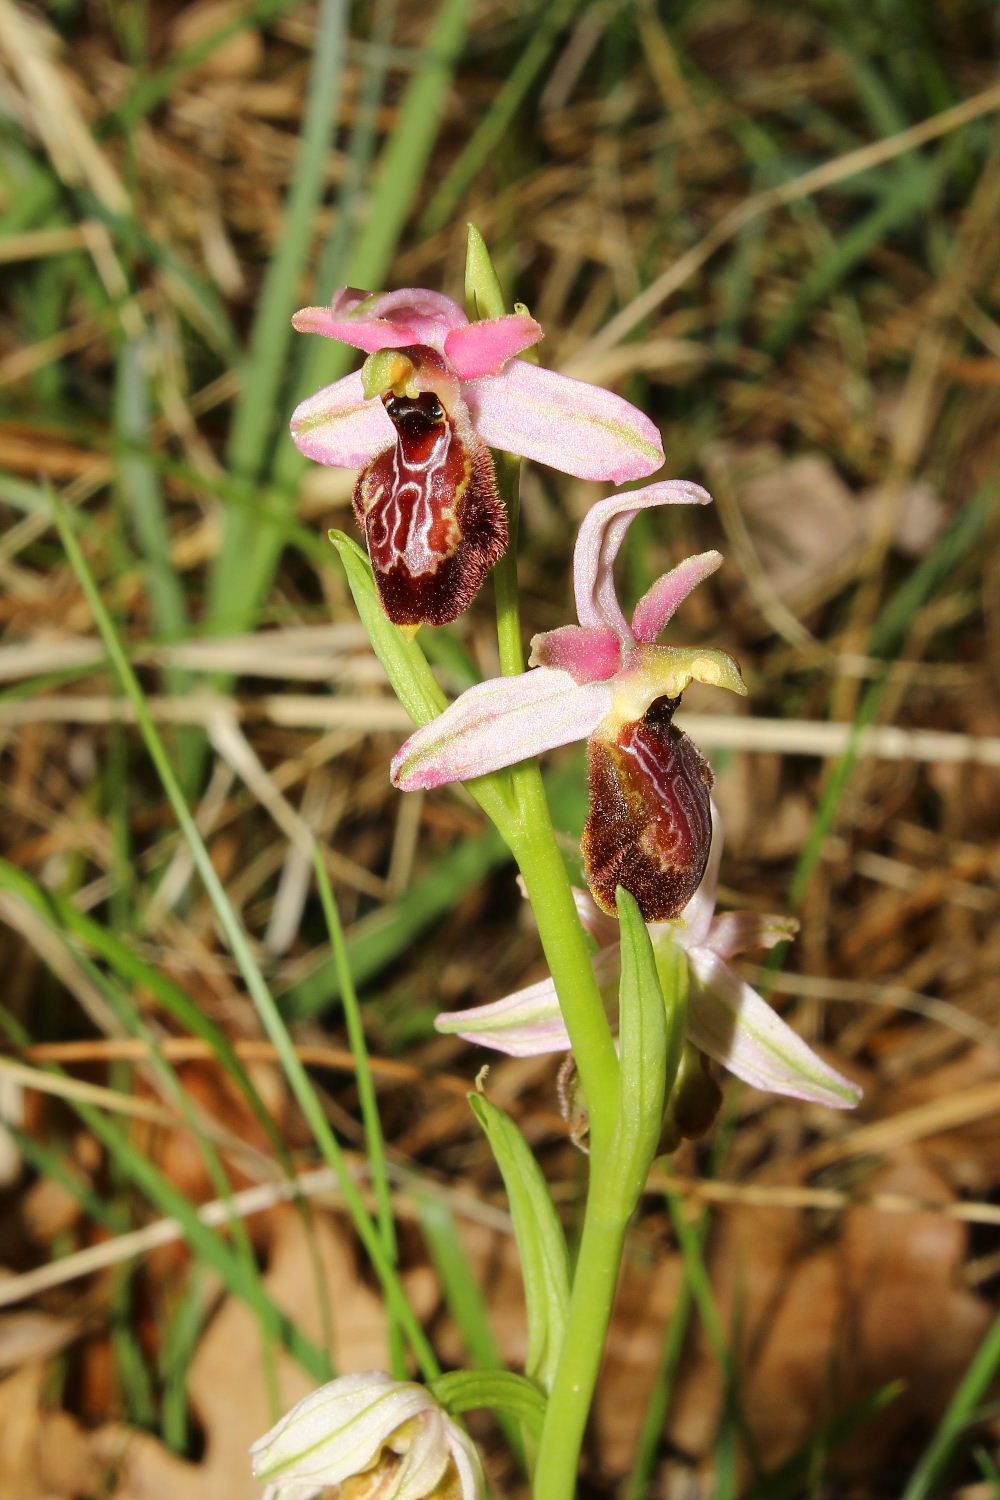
686, 949, 862, 1109
292, 286, 467, 355
707, 911, 798, 962
289, 370, 394, 467
573, 480, 714, 636
631, 550, 723, 644
463, 361, 664, 482
444, 314, 544, 379
528, 624, 622, 683
390, 667, 614, 790
571, 888, 620, 949
436, 977, 571, 1057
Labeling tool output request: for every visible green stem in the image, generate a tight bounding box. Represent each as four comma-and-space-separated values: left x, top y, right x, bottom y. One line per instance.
493, 452, 524, 676
530, 1173, 628, 1497
507, 764, 619, 1142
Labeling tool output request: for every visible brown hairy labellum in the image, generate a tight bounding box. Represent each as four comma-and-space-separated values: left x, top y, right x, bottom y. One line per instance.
353, 388, 507, 627
582, 695, 713, 922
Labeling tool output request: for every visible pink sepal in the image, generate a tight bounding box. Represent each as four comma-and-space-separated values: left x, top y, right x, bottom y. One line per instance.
463, 360, 664, 482
528, 624, 622, 684
390, 667, 614, 790
436, 977, 571, 1057
686, 949, 862, 1109
573, 480, 714, 635
292, 286, 467, 355
631, 550, 723, 644
444, 314, 544, 379
707, 911, 797, 962
289, 370, 394, 467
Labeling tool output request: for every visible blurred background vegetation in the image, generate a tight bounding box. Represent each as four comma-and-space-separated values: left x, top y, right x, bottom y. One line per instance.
0, 1, 996, 1496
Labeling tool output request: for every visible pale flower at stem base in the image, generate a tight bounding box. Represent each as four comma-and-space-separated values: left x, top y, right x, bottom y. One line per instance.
249, 1371, 484, 1500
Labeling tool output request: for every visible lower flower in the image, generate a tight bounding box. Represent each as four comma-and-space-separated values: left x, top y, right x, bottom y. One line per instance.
250, 1371, 484, 1500
435, 809, 861, 1113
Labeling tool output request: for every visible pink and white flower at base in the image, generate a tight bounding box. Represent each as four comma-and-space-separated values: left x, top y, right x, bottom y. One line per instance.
250, 1370, 484, 1500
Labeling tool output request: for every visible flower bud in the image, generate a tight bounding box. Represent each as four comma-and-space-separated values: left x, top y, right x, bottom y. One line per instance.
249, 1371, 484, 1500
582, 695, 713, 923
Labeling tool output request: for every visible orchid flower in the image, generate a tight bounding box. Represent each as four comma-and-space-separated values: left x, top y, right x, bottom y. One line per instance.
392, 481, 747, 920
290, 286, 664, 628
435, 810, 861, 1111
250, 1371, 484, 1500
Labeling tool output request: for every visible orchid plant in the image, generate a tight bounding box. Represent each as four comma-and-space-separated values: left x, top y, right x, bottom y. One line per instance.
251, 228, 861, 1500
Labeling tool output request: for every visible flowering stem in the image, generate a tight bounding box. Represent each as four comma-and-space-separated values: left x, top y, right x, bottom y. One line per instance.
493, 452, 524, 676
530, 1169, 628, 1497
506, 765, 619, 1137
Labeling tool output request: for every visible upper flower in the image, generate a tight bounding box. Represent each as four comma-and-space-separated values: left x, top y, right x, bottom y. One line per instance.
390, 480, 743, 788
435, 809, 862, 1111
249, 1370, 484, 1500
390, 481, 746, 919
289, 286, 665, 483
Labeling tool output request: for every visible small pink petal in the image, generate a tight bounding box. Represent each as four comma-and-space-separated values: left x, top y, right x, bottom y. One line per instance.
686, 949, 862, 1109
444, 314, 544, 379
573, 480, 714, 635
571, 890, 621, 950
390, 667, 614, 790
289, 370, 394, 467
631, 550, 723, 644
292, 287, 467, 355
436, 978, 571, 1057
529, 624, 622, 684
707, 911, 798, 962
464, 361, 664, 482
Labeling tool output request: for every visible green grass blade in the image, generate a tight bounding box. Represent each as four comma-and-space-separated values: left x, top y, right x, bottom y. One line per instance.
419, 1194, 526, 1466
220, 0, 477, 636
52, 493, 439, 1381
311, 847, 405, 1378
901, 1318, 1000, 1500
420, 0, 580, 234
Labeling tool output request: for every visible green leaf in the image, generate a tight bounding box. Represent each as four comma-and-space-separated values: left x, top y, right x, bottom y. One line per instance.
610, 887, 671, 1215
329, 530, 448, 727
431, 1368, 546, 1438
329, 530, 514, 828
469, 1092, 570, 1394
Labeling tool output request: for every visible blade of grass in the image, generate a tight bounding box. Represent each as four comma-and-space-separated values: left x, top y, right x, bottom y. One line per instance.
52, 491, 439, 1381
0, 1002, 328, 1386
785, 479, 995, 916
108, 0, 303, 131
0, 857, 290, 1168
420, 0, 581, 234
901, 1318, 1000, 1500
219, 0, 349, 500
158, 1263, 212, 1454
623, 1209, 709, 1500
114, 337, 199, 791
740, 1380, 905, 1500
282, 822, 509, 1021
312, 847, 405, 1379
210, 0, 476, 638
665, 1186, 761, 1492
419, 1194, 526, 1468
